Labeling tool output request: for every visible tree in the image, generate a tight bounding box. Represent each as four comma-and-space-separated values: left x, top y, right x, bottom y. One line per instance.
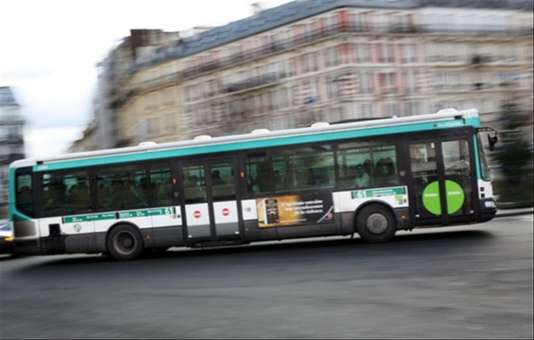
491, 102, 534, 206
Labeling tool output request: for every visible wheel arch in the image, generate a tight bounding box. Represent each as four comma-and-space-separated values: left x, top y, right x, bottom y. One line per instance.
353, 200, 398, 231
105, 221, 143, 250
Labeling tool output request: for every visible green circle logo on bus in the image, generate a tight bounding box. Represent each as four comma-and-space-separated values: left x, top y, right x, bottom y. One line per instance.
422, 180, 465, 216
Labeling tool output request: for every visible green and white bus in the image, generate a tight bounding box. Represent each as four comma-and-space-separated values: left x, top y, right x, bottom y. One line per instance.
8, 108, 497, 260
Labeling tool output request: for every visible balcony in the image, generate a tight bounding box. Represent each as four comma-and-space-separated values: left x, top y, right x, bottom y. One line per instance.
178, 22, 529, 80
223, 72, 283, 93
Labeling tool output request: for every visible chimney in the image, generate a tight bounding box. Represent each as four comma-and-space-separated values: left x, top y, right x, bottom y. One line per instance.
251, 2, 264, 16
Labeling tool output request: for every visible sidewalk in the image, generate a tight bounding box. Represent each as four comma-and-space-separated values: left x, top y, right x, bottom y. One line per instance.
496, 207, 534, 218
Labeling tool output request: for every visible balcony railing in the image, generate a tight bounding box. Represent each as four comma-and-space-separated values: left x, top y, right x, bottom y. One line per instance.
223, 72, 283, 93
179, 22, 531, 80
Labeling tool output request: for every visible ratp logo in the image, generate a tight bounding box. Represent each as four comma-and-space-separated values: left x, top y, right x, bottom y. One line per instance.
73, 224, 82, 233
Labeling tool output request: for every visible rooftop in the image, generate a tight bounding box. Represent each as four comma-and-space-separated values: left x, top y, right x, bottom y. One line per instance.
136, 0, 533, 70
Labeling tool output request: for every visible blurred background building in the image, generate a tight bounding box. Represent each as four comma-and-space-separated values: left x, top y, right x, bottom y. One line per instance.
0, 87, 25, 217
68, 29, 182, 152
72, 0, 533, 149
62, 0, 534, 206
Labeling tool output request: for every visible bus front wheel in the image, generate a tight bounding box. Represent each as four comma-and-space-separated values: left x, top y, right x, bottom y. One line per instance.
355, 204, 396, 243
107, 225, 144, 261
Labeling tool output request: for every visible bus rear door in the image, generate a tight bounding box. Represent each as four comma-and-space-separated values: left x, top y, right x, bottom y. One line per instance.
405, 136, 476, 225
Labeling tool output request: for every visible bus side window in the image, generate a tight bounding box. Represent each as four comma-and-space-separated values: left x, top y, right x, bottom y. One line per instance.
270, 145, 335, 192
336, 147, 372, 188
245, 152, 272, 195
15, 173, 33, 216
182, 165, 207, 203
97, 167, 149, 211
337, 141, 399, 188
372, 145, 399, 186
149, 168, 173, 207
42, 171, 92, 217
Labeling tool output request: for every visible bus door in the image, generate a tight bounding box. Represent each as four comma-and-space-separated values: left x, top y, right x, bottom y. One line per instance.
406, 137, 475, 225
181, 158, 241, 242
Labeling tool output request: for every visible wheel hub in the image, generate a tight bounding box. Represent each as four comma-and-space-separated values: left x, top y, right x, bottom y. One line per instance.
117, 232, 136, 254
366, 213, 389, 234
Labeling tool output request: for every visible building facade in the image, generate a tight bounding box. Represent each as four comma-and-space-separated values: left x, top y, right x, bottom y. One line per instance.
87, 29, 182, 150
80, 0, 533, 150
0, 87, 25, 216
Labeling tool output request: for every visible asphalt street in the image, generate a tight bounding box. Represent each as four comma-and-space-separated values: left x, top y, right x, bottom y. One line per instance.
1, 215, 533, 339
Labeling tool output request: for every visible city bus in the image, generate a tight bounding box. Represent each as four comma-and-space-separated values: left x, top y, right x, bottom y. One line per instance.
8, 108, 497, 260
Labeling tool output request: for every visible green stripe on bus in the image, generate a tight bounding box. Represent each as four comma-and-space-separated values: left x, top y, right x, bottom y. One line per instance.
63, 208, 173, 223
33, 118, 477, 172
351, 186, 407, 199
118, 208, 173, 219
63, 213, 116, 223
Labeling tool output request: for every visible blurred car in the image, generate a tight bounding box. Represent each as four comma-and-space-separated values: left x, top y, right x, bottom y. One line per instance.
0, 219, 14, 254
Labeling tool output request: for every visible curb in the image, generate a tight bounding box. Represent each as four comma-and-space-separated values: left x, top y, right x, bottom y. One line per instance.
495, 208, 534, 218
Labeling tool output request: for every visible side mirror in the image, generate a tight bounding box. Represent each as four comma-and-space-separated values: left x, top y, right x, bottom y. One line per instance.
487, 133, 498, 151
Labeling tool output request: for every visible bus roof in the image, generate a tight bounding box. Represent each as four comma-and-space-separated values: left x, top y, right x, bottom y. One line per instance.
12, 108, 480, 172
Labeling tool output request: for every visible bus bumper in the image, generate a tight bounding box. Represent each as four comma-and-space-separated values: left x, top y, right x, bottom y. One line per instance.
478, 198, 497, 222
0, 236, 13, 254
13, 238, 42, 255
14, 236, 66, 255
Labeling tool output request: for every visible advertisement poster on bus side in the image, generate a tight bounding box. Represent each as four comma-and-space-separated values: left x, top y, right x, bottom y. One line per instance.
256, 193, 335, 228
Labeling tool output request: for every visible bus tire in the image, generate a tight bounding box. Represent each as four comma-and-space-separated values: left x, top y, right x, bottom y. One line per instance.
355, 204, 396, 243
106, 224, 144, 261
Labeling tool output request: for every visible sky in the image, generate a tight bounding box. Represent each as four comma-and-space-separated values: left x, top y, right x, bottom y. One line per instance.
0, 0, 291, 159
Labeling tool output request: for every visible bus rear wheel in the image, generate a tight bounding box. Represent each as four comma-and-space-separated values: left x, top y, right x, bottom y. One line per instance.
107, 225, 144, 261
355, 204, 396, 243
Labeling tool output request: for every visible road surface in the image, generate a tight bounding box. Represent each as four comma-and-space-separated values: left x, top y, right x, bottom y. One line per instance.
1, 215, 533, 338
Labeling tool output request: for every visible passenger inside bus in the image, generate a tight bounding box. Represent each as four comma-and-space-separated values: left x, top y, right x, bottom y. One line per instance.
69, 182, 90, 211
111, 179, 145, 209
353, 165, 370, 188
211, 170, 225, 185
375, 157, 397, 185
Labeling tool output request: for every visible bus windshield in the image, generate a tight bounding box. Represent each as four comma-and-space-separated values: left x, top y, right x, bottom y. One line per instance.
477, 134, 491, 181
15, 170, 34, 217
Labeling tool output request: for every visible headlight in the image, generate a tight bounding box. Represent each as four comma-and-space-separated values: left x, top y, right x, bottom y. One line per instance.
484, 200, 496, 208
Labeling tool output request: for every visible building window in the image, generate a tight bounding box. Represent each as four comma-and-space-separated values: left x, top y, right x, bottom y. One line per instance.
326, 75, 340, 99
289, 57, 299, 77
354, 43, 372, 64
376, 43, 395, 63
164, 113, 176, 134
148, 117, 160, 137
401, 44, 418, 63
384, 102, 400, 117
378, 72, 397, 94
324, 46, 339, 68
359, 71, 374, 95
